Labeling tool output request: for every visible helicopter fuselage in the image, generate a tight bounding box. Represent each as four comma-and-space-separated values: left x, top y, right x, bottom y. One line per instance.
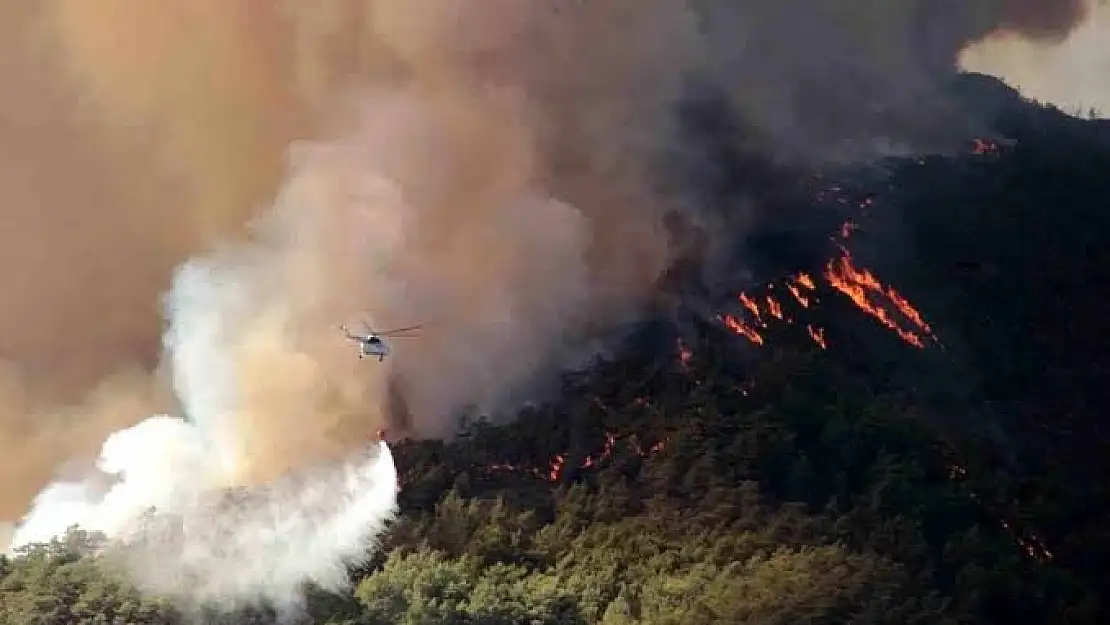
359, 336, 390, 361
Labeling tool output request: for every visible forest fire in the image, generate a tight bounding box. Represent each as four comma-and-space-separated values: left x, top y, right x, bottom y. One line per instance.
790, 164, 947, 350
720, 271, 827, 350
824, 248, 936, 348
948, 464, 1053, 564
719, 313, 765, 345
486, 430, 667, 483
450, 131, 1006, 567
718, 231, 939, 352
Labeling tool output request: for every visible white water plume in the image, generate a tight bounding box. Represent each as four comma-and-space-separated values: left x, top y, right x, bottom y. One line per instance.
6, 411, 398, 609
4, 262, 400, 605
4, 136, 403, 611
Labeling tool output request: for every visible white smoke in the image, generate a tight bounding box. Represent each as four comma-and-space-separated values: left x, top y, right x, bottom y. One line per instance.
4, 246, 400, 606
3, 125, 406, 611
6, 416, 212, 547
116, 439, 399, 609
5, 412, 398, 610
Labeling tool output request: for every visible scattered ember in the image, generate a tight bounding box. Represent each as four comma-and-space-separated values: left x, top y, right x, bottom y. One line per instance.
485, 430, 666, 483
947, 463, 1053, 564
677, 338, 694, 367
806, 324, 827, 349
840, 220, 859, 239
972, 137, 1000, 155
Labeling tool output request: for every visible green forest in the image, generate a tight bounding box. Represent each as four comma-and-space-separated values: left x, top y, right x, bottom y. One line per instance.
3, 75, 1109, 624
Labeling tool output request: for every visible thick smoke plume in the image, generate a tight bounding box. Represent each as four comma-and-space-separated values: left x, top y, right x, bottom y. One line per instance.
1, 1, 1100, 603
6, 137, 407, 610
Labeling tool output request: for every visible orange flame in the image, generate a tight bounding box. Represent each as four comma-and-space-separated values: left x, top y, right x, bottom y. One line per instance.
786, 283, 810, 308
947, 463, 1052, 564
739, 293, 765, 326
766, 295, 784, 320
486, 430, 665, 483
886, 290, 932, 335
786, 286, 806, 307
824, 249, 935, 348
787, 272, 817, 308
720, 314, 764, 345
723, 273, 826, 348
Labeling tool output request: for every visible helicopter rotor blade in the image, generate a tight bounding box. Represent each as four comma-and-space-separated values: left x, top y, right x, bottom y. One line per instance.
378, 324, 424, 336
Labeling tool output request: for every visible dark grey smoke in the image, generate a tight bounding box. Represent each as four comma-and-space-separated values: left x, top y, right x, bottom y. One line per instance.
672, 0, 1094, 162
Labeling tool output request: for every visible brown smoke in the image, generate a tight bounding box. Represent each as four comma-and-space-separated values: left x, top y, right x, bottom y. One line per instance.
997, 0, 1092, 42
962, 1, 1110, 114
0, 2, 293, 517
1, 1, 1098, 520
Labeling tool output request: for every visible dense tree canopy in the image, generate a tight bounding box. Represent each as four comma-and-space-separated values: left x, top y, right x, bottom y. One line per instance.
4, 76, 1108, 624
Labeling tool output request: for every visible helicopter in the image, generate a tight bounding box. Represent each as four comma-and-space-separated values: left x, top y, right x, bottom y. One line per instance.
339, 320, 422, 362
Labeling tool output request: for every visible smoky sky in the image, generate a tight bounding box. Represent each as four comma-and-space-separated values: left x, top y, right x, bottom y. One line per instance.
0, 0, 1096, 520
